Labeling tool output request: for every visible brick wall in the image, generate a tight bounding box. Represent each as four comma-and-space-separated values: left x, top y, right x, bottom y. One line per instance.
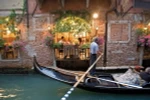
106, 14, 140, 66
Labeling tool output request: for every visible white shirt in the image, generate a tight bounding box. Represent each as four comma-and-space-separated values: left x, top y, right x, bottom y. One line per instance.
90, 42, 99, 54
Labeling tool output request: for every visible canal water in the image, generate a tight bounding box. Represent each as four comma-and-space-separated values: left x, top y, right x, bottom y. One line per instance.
0, 73, 150, 100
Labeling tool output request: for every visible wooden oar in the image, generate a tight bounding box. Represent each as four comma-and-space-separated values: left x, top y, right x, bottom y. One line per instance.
61, 53, 103, 100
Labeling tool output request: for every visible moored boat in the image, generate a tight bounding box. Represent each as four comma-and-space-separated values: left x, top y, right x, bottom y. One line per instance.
33, 56, 150, 94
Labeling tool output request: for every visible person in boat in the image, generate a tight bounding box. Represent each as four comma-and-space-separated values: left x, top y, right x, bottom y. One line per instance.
113, 67, 145, 86
132, 66, 143, 74
139, 67, 150, 83
89, 37, 100, 76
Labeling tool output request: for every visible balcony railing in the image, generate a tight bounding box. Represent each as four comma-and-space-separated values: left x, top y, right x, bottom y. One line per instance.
54, 45, 90, 60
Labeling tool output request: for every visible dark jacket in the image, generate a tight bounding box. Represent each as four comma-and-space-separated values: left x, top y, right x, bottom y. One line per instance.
140, 72, 150, 83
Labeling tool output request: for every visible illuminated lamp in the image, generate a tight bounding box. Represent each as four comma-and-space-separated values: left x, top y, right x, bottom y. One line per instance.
47, 26, 51, 30
93, 13, 99, 19
96, 27, 99, 30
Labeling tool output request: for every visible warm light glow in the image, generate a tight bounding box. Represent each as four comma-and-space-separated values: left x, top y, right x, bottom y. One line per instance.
6, 28, 9, 31
93, 13, 99, 19
15, 27, 19, 31
47, 26, 51, 30
144, 27, 147, 30
5, 17, 9, 22
83, 32, 86, 37
75, 34, 78, 38
96, 27, 99, 30
7, 30, 11, 34
148, 22, 150, 26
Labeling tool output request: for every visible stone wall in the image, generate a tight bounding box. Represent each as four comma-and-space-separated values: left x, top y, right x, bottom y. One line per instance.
106, 14, 141, 66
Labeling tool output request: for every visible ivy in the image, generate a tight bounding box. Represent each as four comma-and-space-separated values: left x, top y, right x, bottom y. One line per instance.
52, 15, 91, 34
52, 10, 91, 22
0, 0, 27, 35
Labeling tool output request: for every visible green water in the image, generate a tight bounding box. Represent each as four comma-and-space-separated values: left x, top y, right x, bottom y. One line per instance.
0, 74, 150, 100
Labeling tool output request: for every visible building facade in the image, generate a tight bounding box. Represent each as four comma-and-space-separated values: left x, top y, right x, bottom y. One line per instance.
0, 0, 150, 71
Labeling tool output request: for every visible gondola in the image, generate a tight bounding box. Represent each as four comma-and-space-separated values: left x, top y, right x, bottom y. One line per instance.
33, 57, 150, 94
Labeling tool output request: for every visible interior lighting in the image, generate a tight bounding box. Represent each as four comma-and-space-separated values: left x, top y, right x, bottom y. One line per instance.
5, 17, 9, 22
47, 26, 52, 33
83, 32, 86, 37
15, 27, 19, 31
7, 30, 11, 34
47, 26, 51, 30
75, 34, 78, 38
143, 27, 147, 30
6, 28, 9, 31
96, 27, 99, 30
93, 13, 99, 19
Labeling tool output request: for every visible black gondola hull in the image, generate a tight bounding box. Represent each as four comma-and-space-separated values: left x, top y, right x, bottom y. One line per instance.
33, 57, 150, 94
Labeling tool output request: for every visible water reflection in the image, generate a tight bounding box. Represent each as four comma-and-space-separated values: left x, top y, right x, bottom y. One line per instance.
0, 88, 16, 99
0, 74, 150, 100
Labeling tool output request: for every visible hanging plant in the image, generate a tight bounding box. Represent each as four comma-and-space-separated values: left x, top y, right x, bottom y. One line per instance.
0, 0, 26, 32
52, 16, 91, 35
52, 10, 91, 22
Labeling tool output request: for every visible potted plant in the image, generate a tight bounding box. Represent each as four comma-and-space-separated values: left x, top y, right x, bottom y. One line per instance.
52, 43, 63, 49
137, 35, 150, 49
12, 39, 27, 51
80, 43, 90, 49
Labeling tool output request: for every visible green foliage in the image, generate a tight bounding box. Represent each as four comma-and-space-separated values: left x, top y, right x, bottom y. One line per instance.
0, 17, 6, 24
0, 38, 5, 47
52, 10, 91, 22
51, 10, 91, 34
80, 43, 90, 49
9, 10, 17, 20
0, 10, 18, 34
0, 0, 26, 34
52, 43, 63, 48
53, 16, 91, 34
136, 28, 150, 36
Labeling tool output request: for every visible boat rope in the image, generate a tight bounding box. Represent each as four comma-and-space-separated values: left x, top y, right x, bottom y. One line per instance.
60, 53, 103, 100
